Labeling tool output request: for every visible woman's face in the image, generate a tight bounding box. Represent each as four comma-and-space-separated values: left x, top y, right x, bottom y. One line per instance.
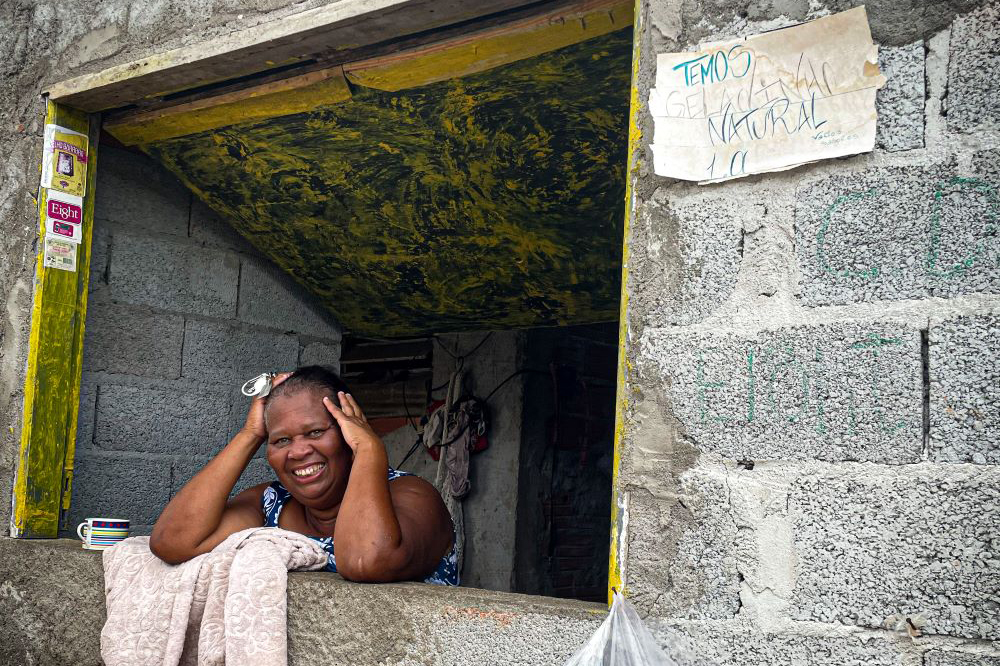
264, 387, 353, 507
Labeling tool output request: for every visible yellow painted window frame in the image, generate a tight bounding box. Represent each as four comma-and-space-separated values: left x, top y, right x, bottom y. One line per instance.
17, 2, 639, 608
607, 0, 643, 604
10, 101, 99, 538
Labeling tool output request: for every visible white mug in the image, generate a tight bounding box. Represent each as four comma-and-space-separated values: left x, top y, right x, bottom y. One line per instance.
77, 517, 130, 550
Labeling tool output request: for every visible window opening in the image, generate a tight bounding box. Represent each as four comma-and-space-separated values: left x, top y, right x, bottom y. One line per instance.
44, 0, 632, 604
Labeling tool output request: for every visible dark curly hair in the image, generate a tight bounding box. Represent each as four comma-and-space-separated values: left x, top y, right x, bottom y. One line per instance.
267, 365, 352, 407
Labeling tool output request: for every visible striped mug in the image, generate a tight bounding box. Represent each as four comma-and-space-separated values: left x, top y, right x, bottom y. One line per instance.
77, 517, 130, 550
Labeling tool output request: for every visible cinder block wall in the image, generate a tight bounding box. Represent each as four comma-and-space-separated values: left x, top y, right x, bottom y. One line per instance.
64, 146, 342, 536
621, 1, 1000, 664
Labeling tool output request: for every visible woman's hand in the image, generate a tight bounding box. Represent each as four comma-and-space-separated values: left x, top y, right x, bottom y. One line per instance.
151, 373, 293, 564
327, 390, 453, 583
241, 372, 292, 440
322, 391, 381, 453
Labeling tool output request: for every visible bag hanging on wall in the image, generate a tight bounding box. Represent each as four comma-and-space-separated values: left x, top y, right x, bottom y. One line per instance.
563, 591, 685, 666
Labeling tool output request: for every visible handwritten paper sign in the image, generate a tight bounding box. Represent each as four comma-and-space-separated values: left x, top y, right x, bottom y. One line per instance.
649, 7, 886, 183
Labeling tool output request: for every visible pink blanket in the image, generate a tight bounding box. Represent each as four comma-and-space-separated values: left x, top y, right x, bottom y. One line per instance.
101, 528, 328, 666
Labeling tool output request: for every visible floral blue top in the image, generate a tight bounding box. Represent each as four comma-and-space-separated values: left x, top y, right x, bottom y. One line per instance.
261, 467, 459, 585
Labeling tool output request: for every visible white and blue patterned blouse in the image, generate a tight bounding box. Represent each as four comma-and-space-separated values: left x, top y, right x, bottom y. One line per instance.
261, 467, 459, 586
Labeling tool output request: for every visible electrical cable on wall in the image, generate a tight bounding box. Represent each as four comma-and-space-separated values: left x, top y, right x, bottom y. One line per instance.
397, 366, 548, 469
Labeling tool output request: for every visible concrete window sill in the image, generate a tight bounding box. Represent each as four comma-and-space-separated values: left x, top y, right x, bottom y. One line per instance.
1, 538, 605, 665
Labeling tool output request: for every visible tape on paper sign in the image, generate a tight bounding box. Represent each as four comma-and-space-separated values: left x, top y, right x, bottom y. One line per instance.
43, 237, 77, 272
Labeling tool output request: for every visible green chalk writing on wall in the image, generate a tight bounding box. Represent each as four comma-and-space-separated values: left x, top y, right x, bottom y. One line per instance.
693, 334, 912, 437
697, 349, 730, 423
816, 187, 882, 280
816, 176, 999, 282
927, 177, 999, 278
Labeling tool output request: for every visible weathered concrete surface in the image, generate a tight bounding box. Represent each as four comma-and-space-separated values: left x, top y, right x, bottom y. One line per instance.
651, 621, 916, 666
875, 42, 925, 152
299, 340, 343, 368
645, 0, 995, 51
925, 651, 1000, 666
929, 312, 1000, 463
947, 2, 1000, 134
182, 319, 300, 385
93, 382, 230, 455
640, 323, 924, 463
0, 539, 105, 666
619, 0, 1000, 663
93, 145, 192, 234
790, 465, 1000, 639
289, 577, 604, 665
111, 231, 241, 318
0, 538, 604, 666
625, 477, 741, 619
237, 255, 342, 339
630, 187, 746, 327
82, 303, 185, 378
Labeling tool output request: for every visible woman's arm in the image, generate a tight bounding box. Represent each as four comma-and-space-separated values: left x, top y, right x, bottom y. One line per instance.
326, 393, 453, 582
148, 431, 266, 564
149, 374, 290, 564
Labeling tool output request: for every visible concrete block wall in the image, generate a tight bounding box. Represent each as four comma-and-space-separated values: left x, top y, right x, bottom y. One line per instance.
64, 145, 342, 536
0, 538, 606, 666
621, 1, 1000, 663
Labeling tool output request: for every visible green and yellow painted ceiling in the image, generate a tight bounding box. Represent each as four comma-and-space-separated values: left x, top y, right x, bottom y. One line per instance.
108, 0, 633, 336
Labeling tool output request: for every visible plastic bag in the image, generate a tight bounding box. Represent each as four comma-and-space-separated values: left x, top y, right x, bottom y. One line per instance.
563, 591, 681, 666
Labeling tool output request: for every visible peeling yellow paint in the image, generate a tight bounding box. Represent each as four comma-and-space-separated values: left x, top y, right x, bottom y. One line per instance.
346, 0, 633, 92
107, 67, 351, 146
12, 101, 98, 538
141, 26, 632, 336
608, 0, 642, 606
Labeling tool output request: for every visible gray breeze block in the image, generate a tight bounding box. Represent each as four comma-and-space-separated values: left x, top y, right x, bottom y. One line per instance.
795, 161, 999, 306
790, 465, 1000, 639
947, 3, 1000, 135
110, 232, 239, 318
94, 382, 230, 456
640, 322, 923, 463
929, 311, 1000, 464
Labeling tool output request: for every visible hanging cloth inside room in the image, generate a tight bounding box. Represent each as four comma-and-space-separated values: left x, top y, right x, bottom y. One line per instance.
424, 370, 489, 575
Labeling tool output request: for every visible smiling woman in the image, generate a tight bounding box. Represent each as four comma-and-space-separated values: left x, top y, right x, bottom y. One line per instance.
148, 365, 457, 585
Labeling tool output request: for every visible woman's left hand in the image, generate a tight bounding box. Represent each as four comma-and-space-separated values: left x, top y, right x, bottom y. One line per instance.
322, 391, 382, 454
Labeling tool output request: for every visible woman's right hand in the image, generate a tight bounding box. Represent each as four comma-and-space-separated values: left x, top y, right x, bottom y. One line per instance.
241, 372, 292, 440
151, 371, 293, 564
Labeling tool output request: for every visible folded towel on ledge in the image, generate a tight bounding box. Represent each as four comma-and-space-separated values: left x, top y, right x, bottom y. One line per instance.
101, 528, 328, 666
